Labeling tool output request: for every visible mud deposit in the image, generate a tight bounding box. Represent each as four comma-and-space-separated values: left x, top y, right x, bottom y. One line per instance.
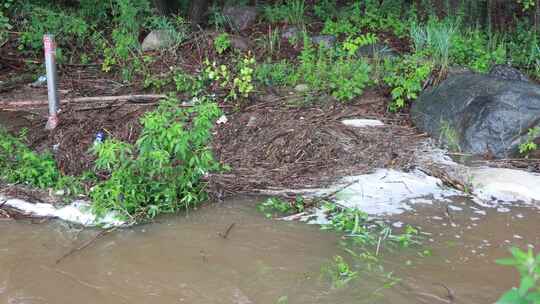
1, 197, 539, 304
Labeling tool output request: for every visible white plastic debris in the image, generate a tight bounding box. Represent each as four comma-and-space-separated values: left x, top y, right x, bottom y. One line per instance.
341, 119, 384, 128
216, 115, 228, 125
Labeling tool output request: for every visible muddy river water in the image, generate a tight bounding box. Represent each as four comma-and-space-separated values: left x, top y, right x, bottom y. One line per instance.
1, 196, 539, 304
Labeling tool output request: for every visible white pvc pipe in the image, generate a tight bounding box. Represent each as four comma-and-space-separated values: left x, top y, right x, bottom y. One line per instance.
44, 34, 59, 130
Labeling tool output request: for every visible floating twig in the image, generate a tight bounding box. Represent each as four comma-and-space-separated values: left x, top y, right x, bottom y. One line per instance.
56, 227, 117, 264
218, 223, 236, 239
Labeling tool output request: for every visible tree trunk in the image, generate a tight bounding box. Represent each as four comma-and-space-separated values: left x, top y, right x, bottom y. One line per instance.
153, 0, 179, 16
189, 0, 210, 28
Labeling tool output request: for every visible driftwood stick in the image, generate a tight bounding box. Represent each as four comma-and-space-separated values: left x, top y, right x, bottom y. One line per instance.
56, 227, 117, 264
218, 223, 236, 239
1, 94, 167, 109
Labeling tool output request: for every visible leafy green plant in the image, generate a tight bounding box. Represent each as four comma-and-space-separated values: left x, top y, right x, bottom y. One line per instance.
204, 55, 256, 101
0, 128, 83, 194
342, 33, 379, 56
321, 19, 357, 36
19, 4, 90, 52
214, 32, 231, 54
255, 60, 297, 86
257, 197, 304, 218
450, 28, 507, 73
314, 0, 338, 21
173, 70, 205, 97
296, 40, 371, 101
321, 255, 358, 289
90, 96, 223, 219
0, 0, 14, 45
496, 247, 540, 303
383, 55, 433, 110
519, 127, 540, 156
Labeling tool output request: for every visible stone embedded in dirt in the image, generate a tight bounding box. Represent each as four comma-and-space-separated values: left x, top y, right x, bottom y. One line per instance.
294, 84, 309, 92
311, 35, 336, 48
229, 35, 249, 51
411, 73, 540, 158
282, 26, 300, 40
223, 6, 258, 31
141, 30, 174, 51
356, 42, 398, 58
488, 64, 530, 82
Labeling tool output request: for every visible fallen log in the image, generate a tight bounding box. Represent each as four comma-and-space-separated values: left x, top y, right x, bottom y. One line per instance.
0, 94, 167, 109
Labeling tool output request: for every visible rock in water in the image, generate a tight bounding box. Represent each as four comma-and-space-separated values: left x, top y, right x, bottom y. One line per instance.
411, 73, 540, 158
141, 30, 173, 51
223, 6, 258, 31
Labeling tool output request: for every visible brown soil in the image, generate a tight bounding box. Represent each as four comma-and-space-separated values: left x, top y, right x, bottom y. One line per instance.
1, 103, 154, 176
0, 87, 422, 197
208, 89, 421, 196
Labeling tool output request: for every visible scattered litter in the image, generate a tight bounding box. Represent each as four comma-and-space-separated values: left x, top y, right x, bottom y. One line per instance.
474, 210, 487, 216
392, 221, 404, 228
513, 234, 523, 239
216, 115, 228, 125
29, 75, 47, 88
341, 119, 384, 128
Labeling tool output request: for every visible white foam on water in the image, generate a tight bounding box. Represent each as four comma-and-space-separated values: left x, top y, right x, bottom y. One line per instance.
325, 169, 461, 215
470, 168, 540, 205
1, 195, 124, 227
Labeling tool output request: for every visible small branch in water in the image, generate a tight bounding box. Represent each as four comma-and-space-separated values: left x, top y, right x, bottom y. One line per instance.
56, 227, 117, 264
218, 223, 236, 239
433, 282, 456, 303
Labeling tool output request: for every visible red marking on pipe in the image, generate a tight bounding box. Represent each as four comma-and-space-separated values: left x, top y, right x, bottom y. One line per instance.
43, 36, 55, 56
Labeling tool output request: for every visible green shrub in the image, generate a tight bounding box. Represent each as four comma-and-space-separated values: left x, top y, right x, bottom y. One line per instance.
204, 55, 256, 101
383, 55, 432, 111
90, 97, 223, 219
450, 29, 506, 73
0, 128, 84, 195
255, 60, 298, 86
0, 0, 14, 45
19, 4, 90, 52
296, 41, 371, 101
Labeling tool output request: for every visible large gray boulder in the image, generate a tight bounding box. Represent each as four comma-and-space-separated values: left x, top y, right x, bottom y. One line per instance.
411, 73, 540, 158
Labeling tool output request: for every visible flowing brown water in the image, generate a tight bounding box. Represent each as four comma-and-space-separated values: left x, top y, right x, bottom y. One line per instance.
1, 197, 539, 304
